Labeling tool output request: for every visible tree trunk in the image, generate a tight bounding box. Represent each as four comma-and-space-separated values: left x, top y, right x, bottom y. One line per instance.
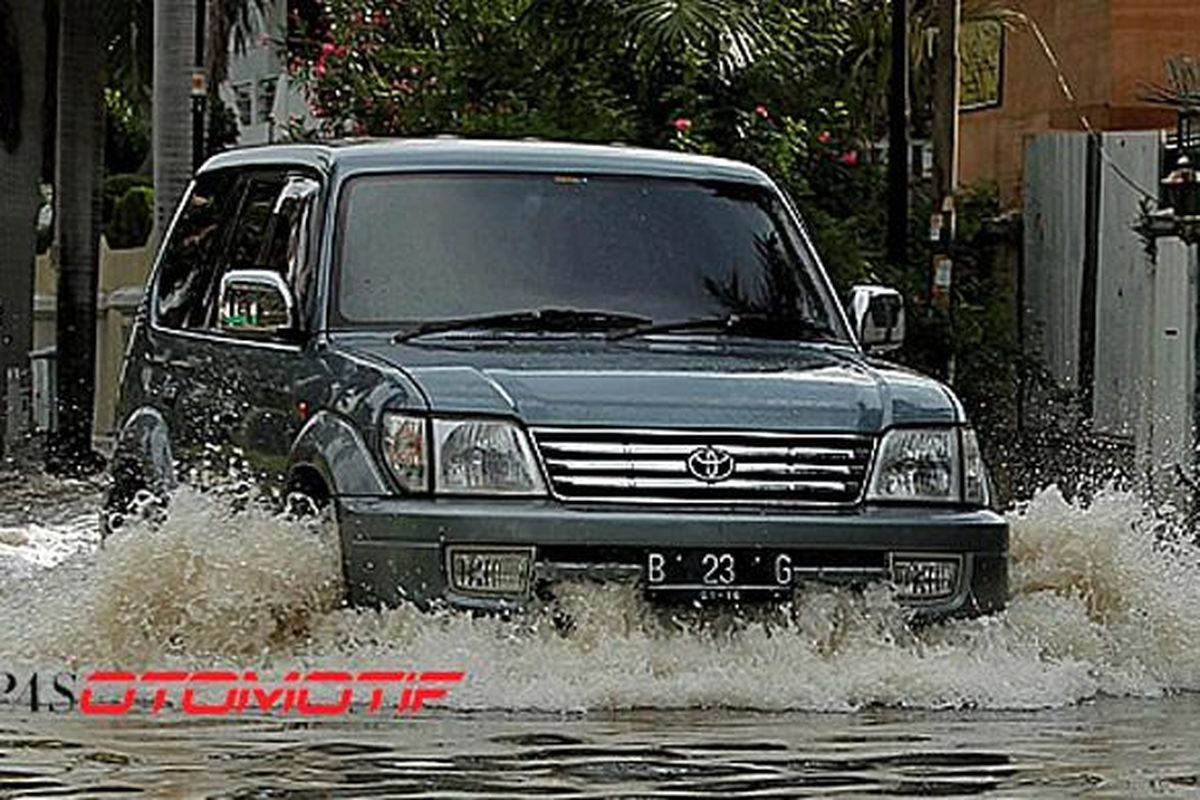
153, 0, 197, 240
50, 0, 103, 470
0, 0, 46, 461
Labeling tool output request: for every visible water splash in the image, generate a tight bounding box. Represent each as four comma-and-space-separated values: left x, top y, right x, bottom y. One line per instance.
1, 481, 1198, 712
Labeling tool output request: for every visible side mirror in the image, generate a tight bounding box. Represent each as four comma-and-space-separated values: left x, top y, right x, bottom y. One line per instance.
218, 269, 297, 337
848, 285, 905, 352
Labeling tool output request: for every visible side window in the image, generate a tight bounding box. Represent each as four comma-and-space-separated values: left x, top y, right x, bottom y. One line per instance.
207, 172, 320, 333
154, 170, 238, 330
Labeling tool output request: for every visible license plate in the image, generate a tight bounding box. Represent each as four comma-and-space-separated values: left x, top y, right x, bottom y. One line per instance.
644, 549, 795, 600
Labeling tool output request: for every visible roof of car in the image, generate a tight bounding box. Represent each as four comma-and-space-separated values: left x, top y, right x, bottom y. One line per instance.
200, 137, 774, 185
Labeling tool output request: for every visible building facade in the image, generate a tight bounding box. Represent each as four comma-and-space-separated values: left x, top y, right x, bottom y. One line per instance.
959, 0, 1200, 205
219, 0, 311, 145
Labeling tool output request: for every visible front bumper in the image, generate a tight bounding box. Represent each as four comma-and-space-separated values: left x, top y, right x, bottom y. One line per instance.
336, 498, 1009, 620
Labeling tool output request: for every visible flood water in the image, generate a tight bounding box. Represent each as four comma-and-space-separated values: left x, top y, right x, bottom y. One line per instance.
2, 471, 1200, 797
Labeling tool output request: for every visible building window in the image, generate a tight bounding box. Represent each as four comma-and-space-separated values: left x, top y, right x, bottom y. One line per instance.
257, 78, 278, 124
960, 20, 1004, 111
234, 82, 253, 126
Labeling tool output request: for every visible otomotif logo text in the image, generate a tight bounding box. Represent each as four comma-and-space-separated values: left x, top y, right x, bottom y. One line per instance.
1, 670, 465, 716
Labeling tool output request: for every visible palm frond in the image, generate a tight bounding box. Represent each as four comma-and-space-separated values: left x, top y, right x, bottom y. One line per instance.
615, 0, 772, 75
1138, 55, 1200, 109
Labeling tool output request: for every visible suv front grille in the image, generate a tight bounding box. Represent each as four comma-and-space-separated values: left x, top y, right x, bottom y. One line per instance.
531, 427, 874, 506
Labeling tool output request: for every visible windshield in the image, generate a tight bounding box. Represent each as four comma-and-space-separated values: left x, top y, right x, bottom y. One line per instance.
334, 172, 849, 341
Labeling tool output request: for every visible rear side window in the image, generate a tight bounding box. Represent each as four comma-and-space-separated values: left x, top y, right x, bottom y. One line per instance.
154, 171, 238, 329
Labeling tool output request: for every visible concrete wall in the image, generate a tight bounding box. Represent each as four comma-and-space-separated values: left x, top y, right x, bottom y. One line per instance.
1023, 132, 1090, 389
1023, 129, 1197, 498
1093, 132, 1161, 439
1141, 238, 1197, 498
33, 239, 152, 450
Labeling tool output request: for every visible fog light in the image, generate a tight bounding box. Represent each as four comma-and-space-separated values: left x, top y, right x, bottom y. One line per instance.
890, 555, 961, 600
446, 546, 534, 596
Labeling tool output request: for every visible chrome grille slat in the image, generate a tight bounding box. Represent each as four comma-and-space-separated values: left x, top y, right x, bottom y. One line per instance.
554, 476, 852, 493
545, 458, 857, 477
532, 427, 873, 506
538, 442, 862, 459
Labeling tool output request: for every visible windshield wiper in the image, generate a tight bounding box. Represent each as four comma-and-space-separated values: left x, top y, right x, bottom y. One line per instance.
394, 308, 652, 342
606, 312, 839, 342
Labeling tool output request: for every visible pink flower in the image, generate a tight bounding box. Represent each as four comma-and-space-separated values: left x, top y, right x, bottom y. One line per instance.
754, 104, 769, 119
321, 42, 337, 57
672, 117, 692, 132
314, 61, 326, 77
817, 130, 832, 144
839, 150, 859, 166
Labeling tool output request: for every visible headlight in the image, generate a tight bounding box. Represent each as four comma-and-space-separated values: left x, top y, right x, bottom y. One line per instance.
432, 418, 546, 495
961, 428, 989, 506
381, 413, 428, 492
868, 428, 960, 503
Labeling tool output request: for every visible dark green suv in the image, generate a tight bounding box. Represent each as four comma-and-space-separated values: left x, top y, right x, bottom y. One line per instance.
109, 139, 1008, 619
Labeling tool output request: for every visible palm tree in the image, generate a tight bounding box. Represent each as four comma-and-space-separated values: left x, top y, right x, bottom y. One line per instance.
50, 0, 106, 470
0, 0, 47, 460
152, 0, 266, 237
152, 0, 196, 239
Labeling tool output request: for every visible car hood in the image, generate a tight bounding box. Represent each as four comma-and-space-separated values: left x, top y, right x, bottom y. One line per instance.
334, 336, 961, 433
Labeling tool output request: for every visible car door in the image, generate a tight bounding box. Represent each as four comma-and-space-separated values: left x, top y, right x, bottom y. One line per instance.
143, 168, 243, 475
195, 170, 324, 488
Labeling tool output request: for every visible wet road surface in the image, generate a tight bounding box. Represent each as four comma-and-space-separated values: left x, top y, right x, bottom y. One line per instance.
2, 472, 1199, 797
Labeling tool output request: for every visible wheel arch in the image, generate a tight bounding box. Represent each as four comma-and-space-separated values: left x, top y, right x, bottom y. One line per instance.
287, 410, 390, 499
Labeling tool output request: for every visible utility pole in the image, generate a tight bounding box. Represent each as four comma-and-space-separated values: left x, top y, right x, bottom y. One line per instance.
886, 0, 910, 267
931, 0, 961, 208
930, 0, 961, 383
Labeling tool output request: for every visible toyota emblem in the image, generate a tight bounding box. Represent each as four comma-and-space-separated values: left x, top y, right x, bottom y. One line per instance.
685, 446, 736, 483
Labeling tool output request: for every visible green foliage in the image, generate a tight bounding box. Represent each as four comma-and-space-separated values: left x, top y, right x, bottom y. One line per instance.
101, 175, 153, 249
104, 88, 150, 175
289, 0, 881, 278
102, 173, 151, 221
105, 185, 154, 249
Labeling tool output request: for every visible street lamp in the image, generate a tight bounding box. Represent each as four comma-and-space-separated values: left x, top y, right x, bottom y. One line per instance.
1162, 106, 1200, 221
